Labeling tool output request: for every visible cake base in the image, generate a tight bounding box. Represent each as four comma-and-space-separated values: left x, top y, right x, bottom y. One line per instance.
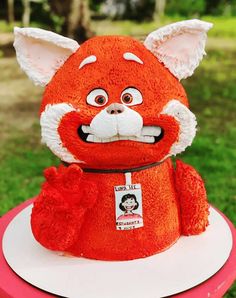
2, 205, 233, 298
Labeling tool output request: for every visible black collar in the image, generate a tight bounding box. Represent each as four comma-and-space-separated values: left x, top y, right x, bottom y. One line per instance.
61, 159, 166, 174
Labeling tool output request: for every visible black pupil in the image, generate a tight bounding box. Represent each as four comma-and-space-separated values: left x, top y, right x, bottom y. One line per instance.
96, 96, 104, 104
124, 95, 131, 102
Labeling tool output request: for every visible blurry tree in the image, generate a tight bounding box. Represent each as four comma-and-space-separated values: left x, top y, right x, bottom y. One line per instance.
48, 0, 93, 42
165, 0, 206, 17
2, 0, 236, 30
7, 0, 15, 24
89, 0, 236, 19
100, 0, 155, 20
100, 0, 126, 19
205, 0, 236, 16
28, 0, 65, 32
89, 0, 104, 12
22, 0, 30, 26
155, 0, 166, 20
205, 0, 221, 14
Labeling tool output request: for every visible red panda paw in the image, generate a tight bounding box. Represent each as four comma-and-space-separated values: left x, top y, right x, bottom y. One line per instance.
175, 159, 209, 235
43, 164, 93, 206
31, 185, 85, 251
44, 164, 83, 192
31, 164, 99, 251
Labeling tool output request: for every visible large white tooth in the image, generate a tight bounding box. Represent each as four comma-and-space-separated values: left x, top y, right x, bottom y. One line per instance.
86, 134, 94, 142
144, 136, 155, 143
93, 136, 102, 143
119, 136, 128, 140
122, 135, 154, 143
101, 138, 108, 143
82, 125, 92, 134
97, 137, 112, 143
128, 136, 136, 141
103, 136, 116, 142
136, 136, 155, 143
142, 126, 161, 136
86, 134, 155, 144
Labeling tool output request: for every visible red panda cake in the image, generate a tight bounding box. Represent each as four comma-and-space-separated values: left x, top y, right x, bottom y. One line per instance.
14, 19, 212, 261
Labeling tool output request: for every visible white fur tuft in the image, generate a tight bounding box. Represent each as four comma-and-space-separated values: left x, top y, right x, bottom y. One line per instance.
123, 52, 143, 64
90, 105, 143, 138
161, 99, 197, 156
144, 19, 213, 80
40, 103, 83, 163
14, 27, 79, 86
79, 55, 97, 69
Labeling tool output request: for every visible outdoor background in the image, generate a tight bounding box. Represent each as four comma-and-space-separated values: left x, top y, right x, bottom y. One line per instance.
0, 0, 235, 296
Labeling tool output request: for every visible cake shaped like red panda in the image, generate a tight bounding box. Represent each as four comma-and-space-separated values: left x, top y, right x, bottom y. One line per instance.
14, 20, 212, 261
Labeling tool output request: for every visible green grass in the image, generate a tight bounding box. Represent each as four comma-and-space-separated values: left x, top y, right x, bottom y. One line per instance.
1, 15, 236, 37
0, 20, 18, 32
203, 16, 236, 37
91, 16, 236, 38
0, 132, 59, 215
180, 49, 236, 223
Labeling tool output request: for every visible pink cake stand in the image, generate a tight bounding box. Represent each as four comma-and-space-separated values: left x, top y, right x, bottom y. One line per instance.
0, 198, 235, 298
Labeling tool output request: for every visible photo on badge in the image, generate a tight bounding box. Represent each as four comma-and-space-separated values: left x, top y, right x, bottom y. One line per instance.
114, 184, 143, 230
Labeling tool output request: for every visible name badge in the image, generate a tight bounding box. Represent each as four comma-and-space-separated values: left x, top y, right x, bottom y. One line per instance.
114, 184, 143, 230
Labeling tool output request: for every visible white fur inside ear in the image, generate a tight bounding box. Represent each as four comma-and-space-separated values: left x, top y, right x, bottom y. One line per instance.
144, 19, 213, 80
161, 99, 197, 156
40, 103, 83, 163
14, 27, 79, 86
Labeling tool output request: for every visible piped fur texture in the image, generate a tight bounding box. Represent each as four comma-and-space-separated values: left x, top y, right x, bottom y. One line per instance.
161, 99, 197, 156
40, 103, 80, 163
14, 19, 212, 261
14, 27, 79, 86
144, 19, 213, 80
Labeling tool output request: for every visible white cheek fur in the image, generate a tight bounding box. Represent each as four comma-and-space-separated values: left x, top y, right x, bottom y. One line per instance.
40, 103, 83, 163
161, 99, 197, 156
40, 100, 196, 163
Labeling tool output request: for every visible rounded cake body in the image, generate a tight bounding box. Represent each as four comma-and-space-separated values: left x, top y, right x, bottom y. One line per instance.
68, 159, 181, 260
14, 20, 212, 261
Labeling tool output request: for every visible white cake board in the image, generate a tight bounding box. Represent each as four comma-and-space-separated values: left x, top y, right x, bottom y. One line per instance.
2, 205, 233, 298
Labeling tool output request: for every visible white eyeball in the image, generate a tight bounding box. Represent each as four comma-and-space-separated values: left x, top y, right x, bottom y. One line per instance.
87, 89, 108, 107
121, 87, 143, 106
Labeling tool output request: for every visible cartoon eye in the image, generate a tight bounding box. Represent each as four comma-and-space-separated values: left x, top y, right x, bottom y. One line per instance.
87, 89, 108, 107
121, 87, 143, 106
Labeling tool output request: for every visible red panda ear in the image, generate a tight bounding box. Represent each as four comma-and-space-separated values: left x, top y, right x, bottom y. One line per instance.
13, 27, 79, 86
144, 19, 212, 80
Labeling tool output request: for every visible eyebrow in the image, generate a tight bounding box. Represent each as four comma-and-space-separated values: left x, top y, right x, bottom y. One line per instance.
123, 52, 143, 64
79, 55, 97, 69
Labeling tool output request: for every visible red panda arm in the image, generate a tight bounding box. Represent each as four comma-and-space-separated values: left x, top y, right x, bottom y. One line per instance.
31, 165, 98, 251
175, 160, 209, 235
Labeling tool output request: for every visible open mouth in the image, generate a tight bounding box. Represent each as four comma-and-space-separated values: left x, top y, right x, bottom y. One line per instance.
78, 125, 164, 144
126, 206, 134, 210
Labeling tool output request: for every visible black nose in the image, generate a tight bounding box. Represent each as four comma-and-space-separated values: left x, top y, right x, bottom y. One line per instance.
106, 103, 125, 115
